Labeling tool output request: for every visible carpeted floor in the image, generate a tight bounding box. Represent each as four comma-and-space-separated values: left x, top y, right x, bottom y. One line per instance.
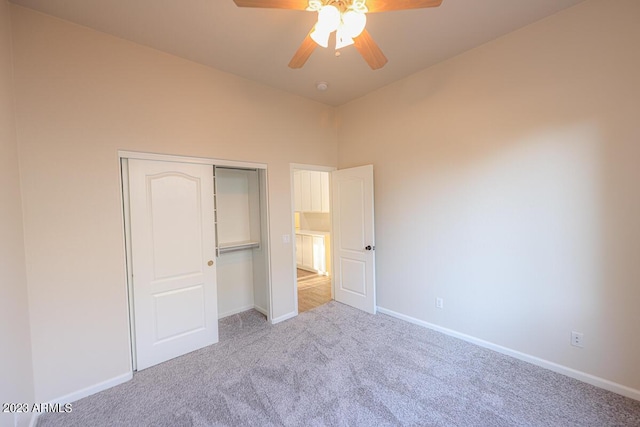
38, 302, 640, 426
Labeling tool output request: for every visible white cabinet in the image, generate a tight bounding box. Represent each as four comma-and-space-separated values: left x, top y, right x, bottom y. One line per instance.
321, 173, 330, 213
312, 236, 325, 273
293, 170, 330, 213
293, 172, 302, 212
310, 172, 322, 212
295, 231, 330, 275
301, 235, 313, 269
295, 234, 303, 265
300, 170, 312, 212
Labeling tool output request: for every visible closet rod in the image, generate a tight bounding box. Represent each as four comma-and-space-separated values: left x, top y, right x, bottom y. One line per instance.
215, 166, 258, 172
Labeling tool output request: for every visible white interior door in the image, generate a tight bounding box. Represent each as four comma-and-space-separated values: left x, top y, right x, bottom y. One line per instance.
128, 159, 218, 370
331, 165, 376, 314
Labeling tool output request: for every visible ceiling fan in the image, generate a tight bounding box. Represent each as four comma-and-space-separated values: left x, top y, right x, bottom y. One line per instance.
232, 0, 443, 70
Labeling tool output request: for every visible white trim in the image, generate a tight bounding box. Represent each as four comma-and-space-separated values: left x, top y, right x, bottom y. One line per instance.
289, 164, 299, 316
48, 372, 133, 404
27, 412, 37, 427
23, 413, 35, 427
29, 372, 133, 426
218, 304, 256, 319
254, 305, 268, 317
217, 305, 268, 319
118, 150, 267, 170
290, 163, 336, 173
259, 169, 274, 324
16, 412, 33, 427
377, 306, 640, 402
119, 158, 136, 372
270, 311, 297, 325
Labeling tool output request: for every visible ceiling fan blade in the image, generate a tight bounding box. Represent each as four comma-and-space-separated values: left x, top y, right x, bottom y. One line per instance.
366, 0, 443, 13
233, 0, 309, 10
288, 32, 317, 69
353, 29, 388, 70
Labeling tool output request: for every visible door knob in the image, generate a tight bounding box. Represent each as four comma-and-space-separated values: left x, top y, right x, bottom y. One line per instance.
207, 260, 214, 266
365, 245, 373, 251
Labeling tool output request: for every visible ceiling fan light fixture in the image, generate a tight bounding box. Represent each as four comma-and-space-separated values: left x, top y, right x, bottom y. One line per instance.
236, 0, 444, 70
341, 10, 367, 38
310, 5, 340, 48
335, 27, 354, 50
310, 28, 331, 48
316, 5, 340, 33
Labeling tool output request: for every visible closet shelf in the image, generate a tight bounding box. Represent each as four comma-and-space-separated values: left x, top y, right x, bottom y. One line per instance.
218, 240, 260, 254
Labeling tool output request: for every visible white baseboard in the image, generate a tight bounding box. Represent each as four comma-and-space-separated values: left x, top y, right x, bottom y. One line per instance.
218, 304, 255, 319
218, 304, 270, 320
29, 372, 133, 427
27, 412, 37, 427
15, 412, 33, 427
376, 306, 640, 402
253, 305, 268, 317
270, 311, 297, 325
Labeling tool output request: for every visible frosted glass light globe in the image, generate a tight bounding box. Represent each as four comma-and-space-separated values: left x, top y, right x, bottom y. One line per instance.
342, 10, 367, 38
316, 5, 340, 33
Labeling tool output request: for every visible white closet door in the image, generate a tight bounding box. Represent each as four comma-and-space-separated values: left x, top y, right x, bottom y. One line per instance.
128, 159, 218, 370
332, 165, 376, 314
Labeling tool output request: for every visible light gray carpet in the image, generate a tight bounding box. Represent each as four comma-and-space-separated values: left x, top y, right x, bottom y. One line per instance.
38, 302, 640, 426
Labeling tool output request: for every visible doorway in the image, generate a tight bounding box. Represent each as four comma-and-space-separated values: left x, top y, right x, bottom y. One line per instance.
291, 165, 334, 313
291, 163, 377, 315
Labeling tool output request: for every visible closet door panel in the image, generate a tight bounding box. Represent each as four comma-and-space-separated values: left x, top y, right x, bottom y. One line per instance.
128, 159, 218, 371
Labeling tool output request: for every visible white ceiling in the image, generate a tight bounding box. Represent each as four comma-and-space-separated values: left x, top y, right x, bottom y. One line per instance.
10, 0, 586, 106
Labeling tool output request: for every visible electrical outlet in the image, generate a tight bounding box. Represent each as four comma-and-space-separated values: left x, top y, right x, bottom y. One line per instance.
571, 331, 584, 348
282, 234, 290, 244
436, 297, 444, 309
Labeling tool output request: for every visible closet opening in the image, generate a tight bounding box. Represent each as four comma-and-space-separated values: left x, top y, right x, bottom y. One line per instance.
214, 166, 270, 322
120, 152, 272, 372
291, 165, 335, 313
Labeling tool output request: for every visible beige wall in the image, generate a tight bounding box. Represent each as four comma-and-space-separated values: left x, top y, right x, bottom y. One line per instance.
7, 0, 640, 407
0, 1, 34, 426
11, 6, 337, 402
338, 0, 640, 391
